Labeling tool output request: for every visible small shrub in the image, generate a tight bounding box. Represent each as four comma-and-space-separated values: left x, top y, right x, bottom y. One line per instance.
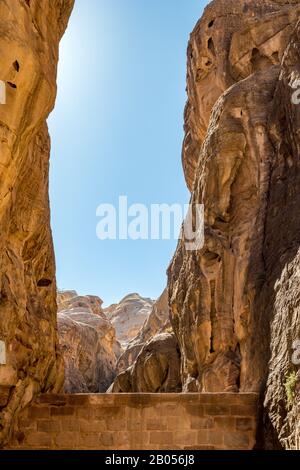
284, 371, 297, 410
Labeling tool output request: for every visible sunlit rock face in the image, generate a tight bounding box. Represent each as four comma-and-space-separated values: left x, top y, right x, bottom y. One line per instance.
104, 293, 154, 347
168, 0, 300, 448
116, 289, 171, 374
110, 289, 181, 393
57, 291, 121, 393
0, 0, 74, 446
182, 0, 300, 190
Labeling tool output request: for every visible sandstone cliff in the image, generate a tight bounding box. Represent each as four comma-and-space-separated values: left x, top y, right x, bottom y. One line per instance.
109, 332, 181, 393
0, 0, 74, 446
110, 289, 181, 393
168, 0, 300, 449
57, 291, 121, 393
116, 289, 171, 374
105, 293, 154, 346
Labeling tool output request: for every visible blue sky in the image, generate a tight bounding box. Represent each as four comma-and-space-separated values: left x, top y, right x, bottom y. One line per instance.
48, 0, 207, 306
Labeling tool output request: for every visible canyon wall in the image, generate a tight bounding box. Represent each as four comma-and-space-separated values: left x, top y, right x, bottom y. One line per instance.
57, 291, 121, 393
109, 332, 182, 393
110, 289, 181, 393
105, 293, 154, 347
0, 0, 74, 446
116, 289, 171, 374
168, 0, 300, 448
1, 0, 300, 451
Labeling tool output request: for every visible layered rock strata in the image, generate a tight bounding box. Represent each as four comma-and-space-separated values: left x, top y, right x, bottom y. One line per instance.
105, 293, 154, 346
57, 291, 120, 393
109, 332, 181, 393
0, 0, 74, 446
110, 289, 181, 393
168, 0, 300, 448
116, 289, 171, 374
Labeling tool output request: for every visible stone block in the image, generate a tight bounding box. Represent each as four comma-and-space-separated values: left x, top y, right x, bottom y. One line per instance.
224, 432, 250, 449
191, 417, 214, 430
174, 431, 198, 446
149, 431, 173, 445
37, 420, 61, 432
29, 407, 50, 419
236, 417, 255, 432
50, 406, 74, 417
204, 405, 231, 416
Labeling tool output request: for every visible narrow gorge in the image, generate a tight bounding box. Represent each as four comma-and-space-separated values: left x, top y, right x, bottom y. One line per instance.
0, 0, 300, 451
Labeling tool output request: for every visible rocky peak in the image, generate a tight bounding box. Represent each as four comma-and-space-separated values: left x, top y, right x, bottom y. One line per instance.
57, 292, 121, 393
105, 293, 154, 346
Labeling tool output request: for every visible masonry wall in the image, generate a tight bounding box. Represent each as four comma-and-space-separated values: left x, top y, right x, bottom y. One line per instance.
7, 393, 259, 450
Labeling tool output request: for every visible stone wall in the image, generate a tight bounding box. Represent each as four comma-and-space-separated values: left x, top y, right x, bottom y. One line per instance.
7, 393, 259, 450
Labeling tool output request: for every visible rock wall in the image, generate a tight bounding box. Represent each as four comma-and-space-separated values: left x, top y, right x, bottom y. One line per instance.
110, 289, 181, 393
57, 291, 121, 393
116, 289, 171, 374
0, 0, 74, 446
105, 293, 154, 346
168, 0, 300, 448
109, 332, 182, 393
263, 22, 300, 449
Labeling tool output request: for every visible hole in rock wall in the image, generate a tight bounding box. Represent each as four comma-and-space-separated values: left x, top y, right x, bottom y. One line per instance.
272, 51, 279, 63
13, 60, 20, 72
208, 37, 216, 56
251, 47, 273, 72
7, 82, 17, 89
37, 278, 52, 287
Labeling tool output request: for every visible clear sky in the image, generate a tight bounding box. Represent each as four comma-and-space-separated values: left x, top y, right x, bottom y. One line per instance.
48, 0, 208, 306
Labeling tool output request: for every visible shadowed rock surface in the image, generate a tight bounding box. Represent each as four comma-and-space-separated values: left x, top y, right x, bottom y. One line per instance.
109, 332, 181, 393
57, 291, 121, 393
168, 0, 300, 449
0, 0, 74, 446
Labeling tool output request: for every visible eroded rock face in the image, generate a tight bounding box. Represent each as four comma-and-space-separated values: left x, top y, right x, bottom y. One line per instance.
262, 23, 300, 449
109, 333, 181, 393
57, 292, 120, 393
116, 289, 171, 374
110, 289, 181, 393
168, 0, 300, 448
105, 293, 154, 347
0, 0, 74, 446
182, 0, 300, 191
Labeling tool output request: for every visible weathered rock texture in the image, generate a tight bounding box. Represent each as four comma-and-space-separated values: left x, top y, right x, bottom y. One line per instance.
117, 289, 171, 374
57, 291, 121, 393
0, 0, 74, 446
168, 0, 300, 449
105, 293, 154, 346
110, 289, 181, 393
109, 333, 181, 393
